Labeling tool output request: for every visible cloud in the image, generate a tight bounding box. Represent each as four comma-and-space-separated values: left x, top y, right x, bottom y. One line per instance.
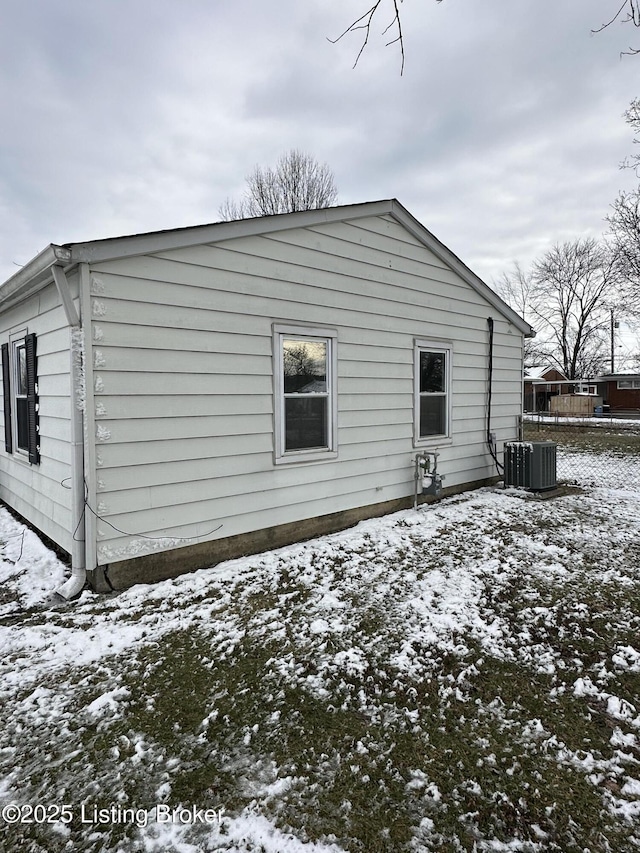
0, 0, 638, 286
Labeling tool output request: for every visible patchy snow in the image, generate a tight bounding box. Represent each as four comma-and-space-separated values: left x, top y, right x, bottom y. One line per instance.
1, 457, 639, 851
524, 413, 640, 428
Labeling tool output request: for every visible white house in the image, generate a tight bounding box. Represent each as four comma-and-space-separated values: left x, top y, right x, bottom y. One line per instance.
0, 200, 533, 595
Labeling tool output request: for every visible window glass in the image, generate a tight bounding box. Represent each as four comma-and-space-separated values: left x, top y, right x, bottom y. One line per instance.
283, 339, 327, 394
420, 351, 444, 393
420, 395, 446, 437
285, 397, 327, 450
16, 344, 27, 395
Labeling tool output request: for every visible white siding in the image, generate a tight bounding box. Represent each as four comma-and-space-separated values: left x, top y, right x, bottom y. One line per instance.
0, 280, 76, 552
84, 214, 524, 565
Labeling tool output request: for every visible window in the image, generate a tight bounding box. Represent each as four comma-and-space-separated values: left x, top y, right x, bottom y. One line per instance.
1, 333, 39, 464
617, 379, 640, 390
414, 340, 451, 443
576, 383, 597, 395
274, 325, 337, 463
14, 341, 29, 452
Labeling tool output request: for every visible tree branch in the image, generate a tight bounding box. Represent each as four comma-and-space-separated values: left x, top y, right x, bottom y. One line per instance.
331, 0, 639, 72
328, 0, 407, 74
591, 0, 639, 55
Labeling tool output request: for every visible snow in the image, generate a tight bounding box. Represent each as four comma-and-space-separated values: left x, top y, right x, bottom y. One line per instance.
524, 413, 640, 428
0, 456, 639, 850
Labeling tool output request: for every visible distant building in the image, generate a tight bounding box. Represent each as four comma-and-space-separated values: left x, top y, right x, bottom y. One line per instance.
595, 374, 640, 415
523, 366, 568, 413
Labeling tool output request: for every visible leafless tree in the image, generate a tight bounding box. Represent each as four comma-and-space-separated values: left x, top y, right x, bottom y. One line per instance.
331, 0, 640, 70
608, 189, 640, 304
607, 99, 640, 314
621, 97, 640, 173
219, 150, 338, 221
533, 240, 621, 378
494, 263, 545, 366
499, 240, 620, 379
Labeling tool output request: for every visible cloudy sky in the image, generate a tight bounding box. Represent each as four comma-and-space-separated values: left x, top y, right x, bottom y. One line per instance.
1, 0, 639, 287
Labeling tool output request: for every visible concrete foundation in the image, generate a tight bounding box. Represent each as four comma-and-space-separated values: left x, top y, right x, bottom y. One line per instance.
91, 477, 498, 592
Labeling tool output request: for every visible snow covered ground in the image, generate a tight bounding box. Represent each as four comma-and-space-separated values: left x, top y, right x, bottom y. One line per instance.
0, 456, 639, 852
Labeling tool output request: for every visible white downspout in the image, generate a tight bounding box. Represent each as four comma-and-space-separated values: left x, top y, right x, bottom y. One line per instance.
52, 264, 87, 600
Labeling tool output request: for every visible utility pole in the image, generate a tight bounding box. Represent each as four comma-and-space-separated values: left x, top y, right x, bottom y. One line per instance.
610, 308, 621, 373
611, 307, 615, 374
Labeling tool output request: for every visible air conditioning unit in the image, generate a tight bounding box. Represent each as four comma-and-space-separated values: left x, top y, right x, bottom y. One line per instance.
503, 441, 557, 491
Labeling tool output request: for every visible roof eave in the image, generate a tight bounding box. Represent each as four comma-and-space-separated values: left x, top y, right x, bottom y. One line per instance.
66, 200, 399, 264
0, 244, 71, 309
1, 200, 534, 337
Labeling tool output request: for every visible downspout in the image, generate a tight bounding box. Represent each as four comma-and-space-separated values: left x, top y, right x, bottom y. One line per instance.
51, 264, 87, 600
486, 317, 504, 475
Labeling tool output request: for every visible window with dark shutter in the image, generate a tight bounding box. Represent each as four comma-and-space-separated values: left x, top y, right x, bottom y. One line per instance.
25, 333, 39, 464
1, 343, 12, 454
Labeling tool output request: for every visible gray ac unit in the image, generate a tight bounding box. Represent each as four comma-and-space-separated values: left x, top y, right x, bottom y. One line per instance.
503, 441, 557, 491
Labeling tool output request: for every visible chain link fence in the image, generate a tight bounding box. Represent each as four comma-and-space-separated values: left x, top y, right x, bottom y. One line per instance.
522, 415, 640, 490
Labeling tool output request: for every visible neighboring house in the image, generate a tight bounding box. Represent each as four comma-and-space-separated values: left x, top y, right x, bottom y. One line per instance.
523, 366, 568, 413
595, 374, 640, 414
0, 200, 533, 595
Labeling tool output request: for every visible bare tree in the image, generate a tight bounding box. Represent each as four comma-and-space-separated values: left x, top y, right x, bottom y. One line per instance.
533, 240, 620, 378
608, 189, 640, 305
494, 263, 544, 366
499, 240, 620, 379
607, 99, 640, 314
621, 97, 640, 172
219, 150, 339, 221
331, 0, 640, 70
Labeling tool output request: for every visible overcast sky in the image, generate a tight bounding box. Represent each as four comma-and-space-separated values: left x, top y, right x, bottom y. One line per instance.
1, 0, 639, 288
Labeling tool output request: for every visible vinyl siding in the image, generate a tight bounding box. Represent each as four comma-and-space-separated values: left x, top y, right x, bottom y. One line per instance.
83, 214, 524, 565
0, 279, 76, 552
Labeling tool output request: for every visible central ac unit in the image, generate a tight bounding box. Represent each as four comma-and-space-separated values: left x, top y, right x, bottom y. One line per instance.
503, 441, 557, 491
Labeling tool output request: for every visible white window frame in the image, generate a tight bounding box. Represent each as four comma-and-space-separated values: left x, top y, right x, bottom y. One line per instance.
617, 379, 640, 390
10, 330, 29, 458
273, 324, 338, 465
413, 338, 452, 445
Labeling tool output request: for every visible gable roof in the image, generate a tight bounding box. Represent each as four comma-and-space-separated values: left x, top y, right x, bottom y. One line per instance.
524, 366, 568, 381
0, 199, 534, 336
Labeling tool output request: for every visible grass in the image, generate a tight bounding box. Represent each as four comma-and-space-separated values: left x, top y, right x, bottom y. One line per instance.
1, 486, 640, 852
523, 419, 640, 456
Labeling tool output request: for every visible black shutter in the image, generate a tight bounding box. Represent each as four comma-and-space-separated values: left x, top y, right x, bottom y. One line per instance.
1, 343, 12, 454
25, 333, 39, 465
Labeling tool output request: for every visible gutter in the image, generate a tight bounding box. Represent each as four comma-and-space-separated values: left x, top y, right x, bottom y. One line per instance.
0, 245, 71, 310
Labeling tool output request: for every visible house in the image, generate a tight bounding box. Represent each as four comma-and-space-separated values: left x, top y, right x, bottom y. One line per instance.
523, 365, 568, 413
0, 200, 533, 595
595, 374, 640, 415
